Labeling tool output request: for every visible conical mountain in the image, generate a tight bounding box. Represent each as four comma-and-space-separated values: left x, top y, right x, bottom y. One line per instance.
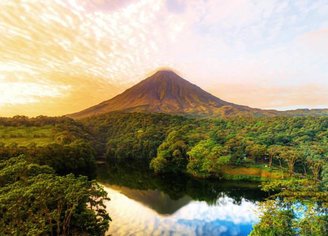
68, 70, 276, 119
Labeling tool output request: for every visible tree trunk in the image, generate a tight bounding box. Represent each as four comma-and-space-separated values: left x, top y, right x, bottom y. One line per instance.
303, 164, 307, 176
269, 156, 272, 168
288, 160, 295, 176
312, 164, 321, 180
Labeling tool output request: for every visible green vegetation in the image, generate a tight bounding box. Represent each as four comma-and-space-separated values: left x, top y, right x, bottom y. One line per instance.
84, 112, 328, 181
0, 116, 97, 178
250, 178, 328, 235
220, 166, 283, 181
0, 116, 111, 235
0, 125, 53, 146
1, 112, 327, 235
0, 156, 110, 235
83, 112, 190, 160
89, 112, 328, 234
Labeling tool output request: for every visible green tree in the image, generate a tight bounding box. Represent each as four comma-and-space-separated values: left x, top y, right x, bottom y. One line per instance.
150, 155, 169, 174
280, 147, 300, 175
303, 145, 327, 180
251, 177, 328, 236
187, 139, 230, 178
245, 143, 267, 163
298, 205, 328, 236
321, 163, 328, 191
250, 200, 295, 236
0, 156, 110, 236
267, 145, 282, 168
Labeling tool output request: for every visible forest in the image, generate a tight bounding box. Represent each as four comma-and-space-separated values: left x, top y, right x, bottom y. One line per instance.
84, 112, 328, 181
1, 113, 327, 235
84, 112, 328, 235
0, 116, 109, 235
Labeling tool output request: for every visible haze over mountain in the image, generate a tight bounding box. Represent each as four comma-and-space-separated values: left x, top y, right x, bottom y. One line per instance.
68, 70, 282, 119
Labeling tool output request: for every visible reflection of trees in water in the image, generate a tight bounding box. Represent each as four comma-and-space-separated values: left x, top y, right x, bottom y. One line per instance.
97, 158, 268, 205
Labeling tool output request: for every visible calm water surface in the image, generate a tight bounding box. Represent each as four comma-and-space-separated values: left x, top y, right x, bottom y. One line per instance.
97, 160, 267, 236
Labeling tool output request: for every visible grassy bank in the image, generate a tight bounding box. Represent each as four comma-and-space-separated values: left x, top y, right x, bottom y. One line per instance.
0, 125, 54, 146
221, 165, 285, 181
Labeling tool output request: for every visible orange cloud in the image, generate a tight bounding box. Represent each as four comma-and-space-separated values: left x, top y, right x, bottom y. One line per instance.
207, 83, 328, 110
0, 0, 327, 116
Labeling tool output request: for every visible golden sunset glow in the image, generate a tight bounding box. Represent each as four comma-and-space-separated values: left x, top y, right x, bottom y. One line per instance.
1, 0, 328, 116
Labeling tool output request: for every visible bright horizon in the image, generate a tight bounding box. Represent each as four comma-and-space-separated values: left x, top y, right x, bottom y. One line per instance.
1, 0, 328, 117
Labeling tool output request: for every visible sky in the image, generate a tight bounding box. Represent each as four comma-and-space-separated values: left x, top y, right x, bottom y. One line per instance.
0, 0, 328, 117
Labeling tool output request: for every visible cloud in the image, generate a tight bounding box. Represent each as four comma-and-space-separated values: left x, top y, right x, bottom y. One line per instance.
297, 28, 328, 54
0, 0, 327, 116
0, 0, 167, 115
166, 0, 187, 13
208, 83, 328, 110
103, 186, 259, 236
0, 82, 69, 105
84, 0, 135, 12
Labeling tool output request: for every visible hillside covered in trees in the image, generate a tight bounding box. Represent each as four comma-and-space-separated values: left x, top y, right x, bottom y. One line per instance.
0, 115, 97, 178
2, 113, 327, 192
0, 116, 111, 235
83, 112, 328, 181
1, 113, 327, 235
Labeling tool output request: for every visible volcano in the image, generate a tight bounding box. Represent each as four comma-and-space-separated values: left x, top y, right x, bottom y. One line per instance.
68, 70, 279, 119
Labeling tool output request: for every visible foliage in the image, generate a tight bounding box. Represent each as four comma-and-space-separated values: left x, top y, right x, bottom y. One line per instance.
0, 156, 110, 236
0, 116, 97, 178
0, 116, 109, 235
0, 125, 53, 146
2, 114, 328, 180
2, 113, 328, 235
251, 175, 328, 235
298, 206, 328, 236
83, 113, 328, 180
150, 125, 201, 174
250, 200, 295, 236
83, 112, 191, 160
186, 139, 230, 178
0, 116, 94, 146
321, 163, 328, 191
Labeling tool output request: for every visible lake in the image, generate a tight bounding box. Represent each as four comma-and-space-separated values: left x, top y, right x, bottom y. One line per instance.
97, 160, 268, 236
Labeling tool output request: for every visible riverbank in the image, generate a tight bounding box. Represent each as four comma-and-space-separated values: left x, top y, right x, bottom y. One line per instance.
221, 165, 284, 181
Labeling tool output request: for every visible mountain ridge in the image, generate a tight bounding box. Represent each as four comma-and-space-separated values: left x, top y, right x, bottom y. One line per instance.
68, 70, 327, 119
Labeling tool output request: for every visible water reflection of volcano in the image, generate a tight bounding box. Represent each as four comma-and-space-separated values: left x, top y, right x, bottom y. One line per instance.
98, 160, 268, 235
108, 185, 192, 215
102, 186, 260, 236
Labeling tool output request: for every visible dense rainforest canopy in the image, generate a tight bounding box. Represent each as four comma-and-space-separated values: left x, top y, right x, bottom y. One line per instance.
0, 115, 97, 178
0, 116, 110, 235
0, 156, 110, 235
83, 112, 328, 181
2, 113, 327, 180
